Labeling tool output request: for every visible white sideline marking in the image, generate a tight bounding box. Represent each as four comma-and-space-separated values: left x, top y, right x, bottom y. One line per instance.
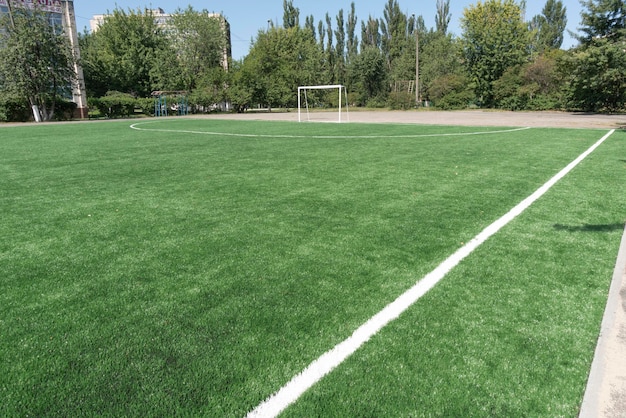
129, 120, 530, 139
247, 129, 616, 418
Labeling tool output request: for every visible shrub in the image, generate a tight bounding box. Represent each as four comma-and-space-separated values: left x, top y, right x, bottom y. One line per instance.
0, 94, 30, 122
52, 100, 78, 121
435, 90, 475, 110
428, 74, 474, 110
365, 94, 388, 108
135, 98, 156, 116
90, 92, 137, 118
387, 91, 415, 110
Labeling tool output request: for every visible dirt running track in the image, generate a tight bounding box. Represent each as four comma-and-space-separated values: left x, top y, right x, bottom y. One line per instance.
0, 109, 624, 130
200, 109, 626, 130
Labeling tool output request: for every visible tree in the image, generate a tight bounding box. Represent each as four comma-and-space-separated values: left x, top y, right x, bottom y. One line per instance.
78, 31, 109, 98
334, 9, 346, 83
349, 46, 387, 105
563, 40, 626, 111
578, 0, 625, 43
237, 26, 322, 109
530, 0, 567, 52
166, 7, 228, 92
421, 33, 465, 101
226, 60, 253, 113
318, 19, 325, 53
0, 3, 77, 121
436, 0, 451, 35
461, 0, 530, 106
304, 15, 316, 38
563, 0, 626, 111
388, 18, 420, 86
361, 16, 381, 50
380, 0, 409, 71
283, 0, 300, 29
80, 8, 167, 97
346, 3, 359, 65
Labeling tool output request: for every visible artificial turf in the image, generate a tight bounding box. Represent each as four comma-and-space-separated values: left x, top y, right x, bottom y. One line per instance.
0, 119, 624, 416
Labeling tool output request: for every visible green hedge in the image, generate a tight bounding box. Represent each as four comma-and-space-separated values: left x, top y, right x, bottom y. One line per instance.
89, 92, 158, 119
89, 92, 136, 118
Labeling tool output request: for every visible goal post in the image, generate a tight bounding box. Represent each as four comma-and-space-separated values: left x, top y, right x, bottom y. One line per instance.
297, 85, 349, 123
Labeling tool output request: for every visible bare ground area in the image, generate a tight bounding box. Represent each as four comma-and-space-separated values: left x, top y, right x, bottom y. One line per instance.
199, 109, 626, 130
1, 109, 624, 130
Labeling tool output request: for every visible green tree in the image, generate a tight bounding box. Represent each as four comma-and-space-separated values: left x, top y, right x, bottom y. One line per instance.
461, 0, 530, 106
283, 0, 300, 29
436, 0, 451, 34
335, 9, 346, 84
563, 0, 626, 111
304, 15, 316, 38
324, 13, 336, 84
349, 46, 387, 105
165, 7, 228, 92
421, 33, 466, 102
388, 21, 420, 86
226, 60, 253, 112
530, 0, 567, 52
238, 26, 322, 109
78, 31, 109, 98
361, 16, 381, 50
578, 0, 625, 43
346, 2, 359, 65
318, 19, 325, 53
380, 0, 409, 71
563, 39, 626, 111
0, 3, 77, 121
81, 8, 167, 97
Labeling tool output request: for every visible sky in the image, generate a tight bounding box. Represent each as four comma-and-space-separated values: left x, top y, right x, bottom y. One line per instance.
72, 0, 585, 61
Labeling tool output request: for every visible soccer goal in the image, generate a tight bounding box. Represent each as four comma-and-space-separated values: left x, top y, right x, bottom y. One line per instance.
297, 85, 349, 123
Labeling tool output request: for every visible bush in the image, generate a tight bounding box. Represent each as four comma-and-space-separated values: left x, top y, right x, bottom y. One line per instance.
52, 100, 78, 121
365, 94, 388, 108
435, 90, 475, 110
526, 94, 562, 111
0, 94, 30, 122
89, 92, 137, 118
135, 98, 156, 116
387, 91, 415, 110
428, 74, 474, 110
188, 89, 221, 114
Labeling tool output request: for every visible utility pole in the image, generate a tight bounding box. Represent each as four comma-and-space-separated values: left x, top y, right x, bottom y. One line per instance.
412, 14, 420, 107
6, 0, 16, 28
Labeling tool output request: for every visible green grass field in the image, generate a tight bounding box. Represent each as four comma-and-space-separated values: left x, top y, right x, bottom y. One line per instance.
1, 119, 624, 416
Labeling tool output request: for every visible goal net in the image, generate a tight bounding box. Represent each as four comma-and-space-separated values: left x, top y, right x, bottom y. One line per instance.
297, 85, 349, 123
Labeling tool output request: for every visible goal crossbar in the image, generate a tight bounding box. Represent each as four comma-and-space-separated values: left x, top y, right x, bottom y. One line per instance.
297, 85, 349, 123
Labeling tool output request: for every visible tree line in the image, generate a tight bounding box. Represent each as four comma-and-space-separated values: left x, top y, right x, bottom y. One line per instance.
1, 0, 625, 121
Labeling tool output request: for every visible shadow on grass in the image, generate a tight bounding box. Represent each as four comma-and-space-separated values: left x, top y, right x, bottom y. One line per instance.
554, 223, 625, 233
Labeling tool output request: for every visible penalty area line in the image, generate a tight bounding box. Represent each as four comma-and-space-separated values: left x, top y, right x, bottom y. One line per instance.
246, 129, 616, 418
